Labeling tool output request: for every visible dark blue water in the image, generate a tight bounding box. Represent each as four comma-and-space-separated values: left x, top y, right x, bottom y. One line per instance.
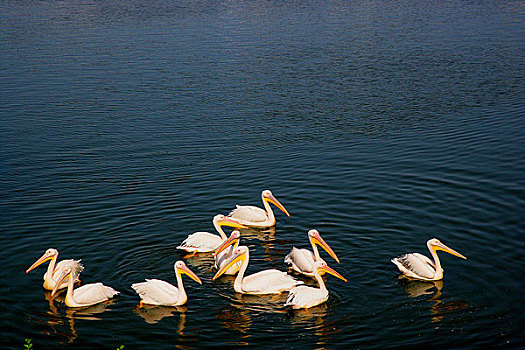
1, 0, 524, 348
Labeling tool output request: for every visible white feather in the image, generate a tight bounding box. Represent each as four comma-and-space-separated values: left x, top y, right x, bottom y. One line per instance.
285, 285, 329, 309
228, 205, 268, 223
241, 269, 303, 294
284, 248, 324, 276
176, 232, 223, 252
70, 283, 119, 305
132, 279, 181, 306
391, 253, 436, 280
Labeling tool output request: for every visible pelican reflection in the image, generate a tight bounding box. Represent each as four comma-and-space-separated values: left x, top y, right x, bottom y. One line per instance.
134, 304, 187, 326
28, 291, 75, 343
217, 303, 252, 334
29, 290, 115, 344
397, 278, 443, 298
288, 303, 344, 348
288, 302, 329, 323
216, 289, 289, 335
396, 277, 468, 322
236, 226, 292, 265
232, 292, 289, 314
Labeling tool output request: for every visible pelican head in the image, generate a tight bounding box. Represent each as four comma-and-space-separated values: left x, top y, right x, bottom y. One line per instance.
214, 214, 249, 229
213, 230, 241, 257
308, 229, 340, 263
51, 263, 83, 296
174, 261, 202, 285
315, 261, 348, 282
26, 248, 59, 273
428, 238, 467, 260
262, 190, 290, 217
213, 246, 248, 280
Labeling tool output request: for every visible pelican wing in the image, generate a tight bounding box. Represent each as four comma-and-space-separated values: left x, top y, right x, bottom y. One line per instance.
228, 205, 268, 223
285, 285, 328, 309
132, 279, 179, 305
392, 253, 436, 279
177, 232, 223, 252
73, 283, 119, 305
242, 269, 303, 294
284, 248, 316, 275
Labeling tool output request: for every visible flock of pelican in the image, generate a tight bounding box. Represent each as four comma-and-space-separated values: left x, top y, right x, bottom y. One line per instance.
26, 189, 467, 311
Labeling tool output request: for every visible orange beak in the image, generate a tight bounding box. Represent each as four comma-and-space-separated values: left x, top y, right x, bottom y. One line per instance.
178, 264, 202, 285
213, 249, 246, 280
266, 193, 290, 217
311, 232, 340, 264
434, 242, 467, 260
218, 217, 249, 229
318, 264, 347, 282
213, 232, 240, 257
51, 269, 71, 297
26, 252, 54, 273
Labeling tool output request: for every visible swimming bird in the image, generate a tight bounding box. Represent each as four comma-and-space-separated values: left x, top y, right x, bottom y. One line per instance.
177, 214, 247, 254
213, 230, 242, 275
51, 265, 119, 307
131, 261, 202, 306
284, 229, 340, 277
26, 248, 83, 290
391, 238, 467, 281
285, 260, 347, 309
227, 190, 290, 228
213, 246, 303, 294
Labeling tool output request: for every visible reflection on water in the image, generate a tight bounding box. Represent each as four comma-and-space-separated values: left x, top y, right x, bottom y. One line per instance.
239, 227, 288, 263
240, 227, 277, 242
288, 302, 329, 324
398, 278, 444, 298
216, 291, 288, 336
217, 303, 252, 334
288, 304, 345, 348
134, 304, 188, 336
232, 292, 288, 314
180, 253, 216, 277
28, 290, 116, 344
396, 277, 469, 323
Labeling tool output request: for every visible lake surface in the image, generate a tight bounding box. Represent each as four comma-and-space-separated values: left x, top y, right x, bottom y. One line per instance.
1, 0, 523, 349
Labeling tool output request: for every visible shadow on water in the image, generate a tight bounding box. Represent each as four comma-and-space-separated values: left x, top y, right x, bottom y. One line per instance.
396, 276, 469, 323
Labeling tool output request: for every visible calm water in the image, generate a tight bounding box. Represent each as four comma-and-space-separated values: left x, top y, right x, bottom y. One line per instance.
1, 0, 524, 349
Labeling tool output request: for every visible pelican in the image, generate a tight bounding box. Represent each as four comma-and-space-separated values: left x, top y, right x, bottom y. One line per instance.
26, 248, 83, 290
177, 214, 247, 253
284, 229, 340, 277
285, 260, 347, 309
227, 190, 290, 228
131, 261, 202, 306
213, 230, 242, 275
213, 246, 303, 294
391, 238, 467, 281
51, 265, 119, 307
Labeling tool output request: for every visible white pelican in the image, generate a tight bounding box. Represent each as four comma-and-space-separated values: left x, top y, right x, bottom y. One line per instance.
131, 261, 202, 307
285, 260, 347, 309
391, 238, 467, 281
227, 190, 290, 228
26, 248, 83, 290
51, 265, 119, 307
213, 246, 303, 294
213, 230, 242, 275
176, 214, 247, 254
284, 229, 340, 277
